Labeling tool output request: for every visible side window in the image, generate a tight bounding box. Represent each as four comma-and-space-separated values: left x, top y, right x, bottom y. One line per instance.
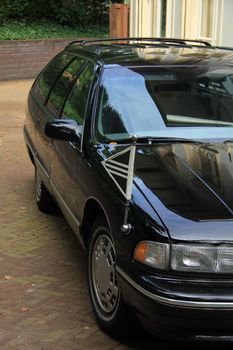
33, 52, 73, 104
62, 63, 94, 125
46, 57, 86, 116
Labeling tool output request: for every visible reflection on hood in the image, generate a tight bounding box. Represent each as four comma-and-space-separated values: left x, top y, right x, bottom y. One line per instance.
134, 142, 233, 221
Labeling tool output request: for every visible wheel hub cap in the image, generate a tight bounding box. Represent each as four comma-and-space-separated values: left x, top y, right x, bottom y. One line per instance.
92, 234, 119, 313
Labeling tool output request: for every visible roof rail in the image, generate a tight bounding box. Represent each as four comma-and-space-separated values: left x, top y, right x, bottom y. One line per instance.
68, 39, 85, 46
215, 46, 233, 51
68, 37, 212, 47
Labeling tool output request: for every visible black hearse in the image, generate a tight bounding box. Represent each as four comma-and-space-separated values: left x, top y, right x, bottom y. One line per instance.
24, 38, 233, 342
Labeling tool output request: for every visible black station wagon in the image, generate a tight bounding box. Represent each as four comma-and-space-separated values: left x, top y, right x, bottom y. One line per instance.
24, 37, 233, 343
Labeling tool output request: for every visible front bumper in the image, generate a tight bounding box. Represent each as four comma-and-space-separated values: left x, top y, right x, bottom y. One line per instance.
117, 266, 233, 342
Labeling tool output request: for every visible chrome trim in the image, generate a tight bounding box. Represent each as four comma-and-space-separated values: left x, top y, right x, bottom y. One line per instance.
50, 180, 84, 248
196, 335, 233, 341
116, 266, 233, 309
50, 180, 80, 229
24, 129, 49, 179
23, 128, 36, 156
34, 157, 49, 180
24, 127, 84, 246
25, 134, 79, 228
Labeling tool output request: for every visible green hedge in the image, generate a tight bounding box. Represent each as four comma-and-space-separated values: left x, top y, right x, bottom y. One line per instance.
0, 0, 51, 21
0, 0, 120, 27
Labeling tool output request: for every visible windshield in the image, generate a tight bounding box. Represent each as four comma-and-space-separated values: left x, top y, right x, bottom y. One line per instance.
96, 65, 233, 142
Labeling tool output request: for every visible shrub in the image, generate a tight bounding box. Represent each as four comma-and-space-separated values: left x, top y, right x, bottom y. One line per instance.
0, 0, 51, 22
0, 0, 110, 27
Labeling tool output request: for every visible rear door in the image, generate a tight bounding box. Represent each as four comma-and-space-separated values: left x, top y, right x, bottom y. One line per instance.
32, 52, 76, 187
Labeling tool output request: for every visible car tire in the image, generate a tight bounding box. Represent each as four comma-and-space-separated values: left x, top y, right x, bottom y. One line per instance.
35, 167, 58, 214
87, 215, 139, 338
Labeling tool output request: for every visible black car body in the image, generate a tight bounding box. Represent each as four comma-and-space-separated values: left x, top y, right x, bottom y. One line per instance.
24, 38, 233, 343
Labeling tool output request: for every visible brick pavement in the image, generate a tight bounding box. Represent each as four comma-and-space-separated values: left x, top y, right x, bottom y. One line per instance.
0, 80, 229, 350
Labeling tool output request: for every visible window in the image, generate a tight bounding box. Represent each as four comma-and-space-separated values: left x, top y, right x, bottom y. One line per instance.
96, 65, 233, 142
62, 63, 94, 125
33, 52, 73, 104
46, 57, 86, 116
96, 66, 165, 141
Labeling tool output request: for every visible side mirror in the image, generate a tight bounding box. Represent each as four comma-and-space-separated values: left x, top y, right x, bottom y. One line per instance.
44, 119, 82, 145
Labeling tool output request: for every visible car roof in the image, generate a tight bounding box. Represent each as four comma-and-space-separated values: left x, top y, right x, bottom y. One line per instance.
65, 38, 233, 67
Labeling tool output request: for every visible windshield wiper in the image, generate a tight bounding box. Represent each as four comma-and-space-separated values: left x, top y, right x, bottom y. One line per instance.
142, 136, 203, 144
224, 139, 233, 143
111, 136, 204, 144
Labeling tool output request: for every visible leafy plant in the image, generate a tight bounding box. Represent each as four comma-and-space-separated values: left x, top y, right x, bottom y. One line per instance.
54, 2, 85, 27
0, 20, 108, 40
0, 0, 110, 28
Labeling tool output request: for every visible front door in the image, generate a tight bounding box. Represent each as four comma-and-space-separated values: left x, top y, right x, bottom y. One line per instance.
49, 62, 95, 233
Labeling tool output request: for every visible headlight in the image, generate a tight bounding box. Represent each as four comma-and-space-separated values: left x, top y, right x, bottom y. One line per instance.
133, 241, 169, 270
134, 241, 233, 273
171, 244, 233, 273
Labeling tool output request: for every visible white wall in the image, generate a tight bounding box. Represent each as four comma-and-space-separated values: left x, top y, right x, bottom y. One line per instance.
130, 0, 163, 37
129, 0, 228, 46
221, 0, 233, 46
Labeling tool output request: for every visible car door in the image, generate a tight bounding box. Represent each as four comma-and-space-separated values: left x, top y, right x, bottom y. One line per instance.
33, 52, 76, 187
49, 62, 95, 231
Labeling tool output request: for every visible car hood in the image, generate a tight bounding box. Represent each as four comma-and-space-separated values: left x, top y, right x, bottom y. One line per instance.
134, 141, 233, 221
100, 141, 233, 222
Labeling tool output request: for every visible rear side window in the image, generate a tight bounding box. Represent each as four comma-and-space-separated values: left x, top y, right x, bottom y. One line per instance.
33, 52, 73, 104
46, 57, 86, 116
62, 63, 94, 125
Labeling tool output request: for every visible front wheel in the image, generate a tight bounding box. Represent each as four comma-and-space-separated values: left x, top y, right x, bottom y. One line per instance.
87, 216, 139, 338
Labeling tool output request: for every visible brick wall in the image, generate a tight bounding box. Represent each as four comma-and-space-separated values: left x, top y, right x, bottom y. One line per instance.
0, 38, 82, 81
